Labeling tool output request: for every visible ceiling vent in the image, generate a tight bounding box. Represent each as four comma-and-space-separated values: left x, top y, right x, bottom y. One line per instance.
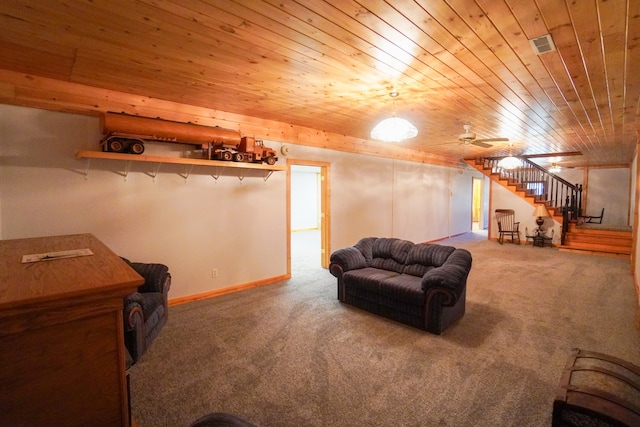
529, 34, 556, 55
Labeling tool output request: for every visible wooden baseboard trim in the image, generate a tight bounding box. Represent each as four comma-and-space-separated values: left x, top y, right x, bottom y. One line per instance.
425, 232, 469, 243
168, 273, 291, 306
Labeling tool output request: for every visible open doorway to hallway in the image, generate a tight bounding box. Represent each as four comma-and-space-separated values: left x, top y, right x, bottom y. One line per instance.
472, 177, 482, 231
288, 160, 330, 274
471, 176, 489, 240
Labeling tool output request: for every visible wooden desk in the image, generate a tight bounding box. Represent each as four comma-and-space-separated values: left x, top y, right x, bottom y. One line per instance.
0, 233, 143, 427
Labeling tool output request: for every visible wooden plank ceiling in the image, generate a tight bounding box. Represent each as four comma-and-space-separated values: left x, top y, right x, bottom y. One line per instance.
1, 0, 639, 169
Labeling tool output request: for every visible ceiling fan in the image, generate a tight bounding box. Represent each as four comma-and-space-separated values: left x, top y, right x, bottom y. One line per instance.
457, 125, 509, 148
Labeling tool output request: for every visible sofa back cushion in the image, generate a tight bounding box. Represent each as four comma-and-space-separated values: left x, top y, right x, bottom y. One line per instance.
369, 238, 414, 273
354, 237, 377, 261
403, 243, 456, 277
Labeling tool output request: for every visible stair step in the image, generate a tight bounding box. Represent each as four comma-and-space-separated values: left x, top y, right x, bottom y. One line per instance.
558, 246, 631, 258
566, 234, 631, 244
559, 241, 631, 255
562, 225, 632, 255
567, 226, 631, 236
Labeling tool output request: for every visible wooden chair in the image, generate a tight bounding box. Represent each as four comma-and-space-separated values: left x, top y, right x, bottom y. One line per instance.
495, 209, 520, 244
579, 207, 604, 224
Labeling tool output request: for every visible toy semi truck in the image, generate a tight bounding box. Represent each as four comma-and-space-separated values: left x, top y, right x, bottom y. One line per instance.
205, 136, 278, 165
101, 112, 278, 165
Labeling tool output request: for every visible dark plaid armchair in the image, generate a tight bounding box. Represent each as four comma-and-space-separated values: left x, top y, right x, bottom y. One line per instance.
121, 258, 171, 364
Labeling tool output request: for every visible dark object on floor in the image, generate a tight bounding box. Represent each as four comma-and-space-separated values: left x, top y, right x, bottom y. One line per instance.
552, 348, 640, 427
190, 412, 259, 427
329, 237, 472, 334
121, 257, 171, 363
495, 209, 521, 244
579, 207, 605, 224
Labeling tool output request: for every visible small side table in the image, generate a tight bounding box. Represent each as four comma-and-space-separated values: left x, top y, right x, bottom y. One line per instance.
526, 228, 553, 247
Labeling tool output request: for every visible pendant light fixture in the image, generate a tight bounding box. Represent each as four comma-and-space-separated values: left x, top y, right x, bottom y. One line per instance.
498, 142, 520, 170
370, 91, 418, 143
549, 163, 561, 173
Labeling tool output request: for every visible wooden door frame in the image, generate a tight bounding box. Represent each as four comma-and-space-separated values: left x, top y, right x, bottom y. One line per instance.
287, 159, 331, 273
472, 177, 483, 229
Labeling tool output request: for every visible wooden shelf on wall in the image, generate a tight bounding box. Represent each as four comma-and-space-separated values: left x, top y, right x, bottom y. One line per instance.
75, 150, 286, 181
75, 150, 286, 170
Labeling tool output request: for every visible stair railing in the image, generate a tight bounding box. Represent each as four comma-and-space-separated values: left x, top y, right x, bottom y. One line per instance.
479, 156, 583, 245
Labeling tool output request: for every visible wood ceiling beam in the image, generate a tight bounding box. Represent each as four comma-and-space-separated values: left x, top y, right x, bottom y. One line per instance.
520, 152, 583, 158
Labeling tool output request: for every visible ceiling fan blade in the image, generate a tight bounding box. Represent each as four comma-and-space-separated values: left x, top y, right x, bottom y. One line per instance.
470, 141, 493, 148
475, 137, 509, 143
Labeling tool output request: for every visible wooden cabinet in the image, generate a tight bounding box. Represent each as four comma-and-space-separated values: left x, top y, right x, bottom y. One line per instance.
0, 234, 143, 427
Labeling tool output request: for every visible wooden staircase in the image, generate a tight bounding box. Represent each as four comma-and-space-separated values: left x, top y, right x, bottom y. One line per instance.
559, 223, 632, 257
465, 158, 632, 258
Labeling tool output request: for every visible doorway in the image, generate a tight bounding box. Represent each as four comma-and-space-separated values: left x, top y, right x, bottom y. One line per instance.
472, 177, 483, 231
287, 159, 330, 274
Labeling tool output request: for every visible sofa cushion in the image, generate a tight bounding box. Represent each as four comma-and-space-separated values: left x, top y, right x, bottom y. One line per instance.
370, 238, 414, 273
343, 267, 399, 293
353, 237, 377, 261
139, 292, 164, 321
379, 274, 425, 305
403, 243, 456, 277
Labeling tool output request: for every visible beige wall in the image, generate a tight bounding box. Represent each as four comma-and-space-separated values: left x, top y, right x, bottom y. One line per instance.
586, 168, 631, 226
1, 104, 481, 300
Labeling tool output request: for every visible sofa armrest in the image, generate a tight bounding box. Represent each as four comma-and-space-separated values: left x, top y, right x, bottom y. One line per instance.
329, 246, 367, 277
124, 291, 143, 307
123, 298, 145, 362
123, 292, 144, 329
421, 248, 472, 300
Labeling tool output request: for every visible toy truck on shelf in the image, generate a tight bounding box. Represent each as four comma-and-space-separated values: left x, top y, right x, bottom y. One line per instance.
204, 137, 278, 165
100, 112, 278, 165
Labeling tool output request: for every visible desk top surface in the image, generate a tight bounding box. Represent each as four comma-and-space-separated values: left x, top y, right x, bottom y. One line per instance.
0, 233, 143, 310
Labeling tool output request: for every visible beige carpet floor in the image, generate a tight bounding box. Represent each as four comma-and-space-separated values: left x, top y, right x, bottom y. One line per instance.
129, 232, 640, 427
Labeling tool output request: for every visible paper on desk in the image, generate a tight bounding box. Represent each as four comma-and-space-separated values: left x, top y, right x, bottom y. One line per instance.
22, 248, 94, 263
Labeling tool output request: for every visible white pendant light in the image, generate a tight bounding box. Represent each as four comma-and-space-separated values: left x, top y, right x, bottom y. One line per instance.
498, 155, 520, 169
498, 143, 520, 169
371, 91, 418, 142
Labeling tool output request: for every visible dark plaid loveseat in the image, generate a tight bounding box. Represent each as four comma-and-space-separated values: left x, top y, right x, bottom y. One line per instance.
329, 237, 472, 334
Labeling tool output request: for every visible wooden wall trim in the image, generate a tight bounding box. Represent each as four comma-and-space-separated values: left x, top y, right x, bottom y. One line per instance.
168, 274, 290, 306
0, 69, 461, 168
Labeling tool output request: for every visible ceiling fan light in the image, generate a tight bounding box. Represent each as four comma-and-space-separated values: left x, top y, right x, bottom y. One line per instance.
498, 155, 520, 170
371, 117, 418, 142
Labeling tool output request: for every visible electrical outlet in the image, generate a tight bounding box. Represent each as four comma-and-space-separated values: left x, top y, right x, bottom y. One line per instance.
211, 269, 218, 278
